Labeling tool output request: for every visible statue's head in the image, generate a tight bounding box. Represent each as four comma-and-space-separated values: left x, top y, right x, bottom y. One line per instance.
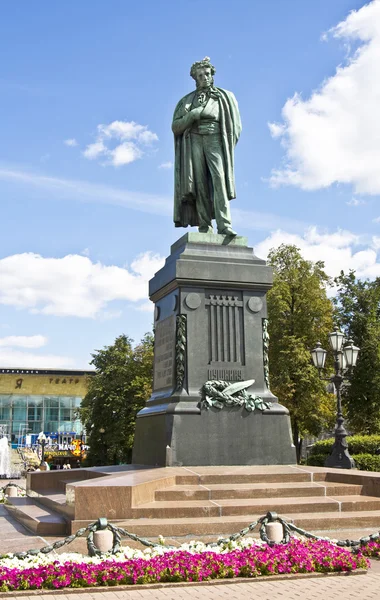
190, 56, 215, 89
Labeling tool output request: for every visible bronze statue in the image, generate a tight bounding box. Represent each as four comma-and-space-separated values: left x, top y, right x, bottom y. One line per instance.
172, 57, 242, 236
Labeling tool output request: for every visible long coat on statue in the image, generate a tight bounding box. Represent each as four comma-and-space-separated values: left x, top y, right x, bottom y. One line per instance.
172, 87, 242, 228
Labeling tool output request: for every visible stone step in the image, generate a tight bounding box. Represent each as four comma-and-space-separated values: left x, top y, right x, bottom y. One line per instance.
28, 488, 74, 519
4, 497, 68, 536
175, 470, 313, 485
155, 481, 363, 501
71, 510, 380, 537
17, 465, 380, 539
131, 494, 380, 519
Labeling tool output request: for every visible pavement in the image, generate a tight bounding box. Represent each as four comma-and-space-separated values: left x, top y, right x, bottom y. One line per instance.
1, 570, 380, 599
1, 478, 380, 599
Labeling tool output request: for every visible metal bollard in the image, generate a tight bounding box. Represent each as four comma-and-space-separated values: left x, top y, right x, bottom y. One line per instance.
93, 529, 113, 553
5, 486, 18, 498
265, 522, 283, 543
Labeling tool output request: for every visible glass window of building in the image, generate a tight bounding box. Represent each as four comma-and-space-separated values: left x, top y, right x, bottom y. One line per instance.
0, 369, 92, 446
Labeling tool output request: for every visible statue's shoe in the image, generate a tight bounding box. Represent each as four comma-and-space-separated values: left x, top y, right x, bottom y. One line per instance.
219, 227, 237, 237
198, 226, 214, 233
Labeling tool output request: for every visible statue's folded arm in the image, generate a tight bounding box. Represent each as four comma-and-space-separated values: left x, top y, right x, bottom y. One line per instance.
172, 110, 196, 136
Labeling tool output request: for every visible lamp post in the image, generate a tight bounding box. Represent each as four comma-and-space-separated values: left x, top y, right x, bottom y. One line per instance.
37, 431, 48, 470
80, 430, 84, 463
99, 427, 106, 465
311, 327, 360, 469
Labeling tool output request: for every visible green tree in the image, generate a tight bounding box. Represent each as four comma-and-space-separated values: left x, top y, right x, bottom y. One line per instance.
334, 271, 380, 434
267, 244, 335, 462
79, 333, 153, 465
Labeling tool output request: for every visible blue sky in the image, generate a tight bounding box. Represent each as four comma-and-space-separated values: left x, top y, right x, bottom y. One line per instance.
0, 0, 379, 369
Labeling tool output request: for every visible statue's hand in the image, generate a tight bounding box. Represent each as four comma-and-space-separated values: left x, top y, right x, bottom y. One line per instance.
191, 106, 203, 121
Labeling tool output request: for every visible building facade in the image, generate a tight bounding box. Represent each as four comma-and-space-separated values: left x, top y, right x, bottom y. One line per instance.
0, 368, 93, 447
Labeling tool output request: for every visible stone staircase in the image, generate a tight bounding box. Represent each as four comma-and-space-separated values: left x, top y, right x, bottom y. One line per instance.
5, 465, 380, 541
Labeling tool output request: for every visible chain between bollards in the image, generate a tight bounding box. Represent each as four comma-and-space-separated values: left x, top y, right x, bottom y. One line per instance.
1, 512, 380, 560
0, 522, 97, 560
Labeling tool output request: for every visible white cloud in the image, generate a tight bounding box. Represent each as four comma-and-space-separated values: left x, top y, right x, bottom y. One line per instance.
256, 226, 380, 280
135, 301, 154, 313
373, 216, 380, 223
0, 335, 47, 349
64, 138, 78, 147
0, 166, 172, 217
130, 252, 164, 279
0, 349, 76, 369
267, 122, 285, 139
0, 251, 165, 319
136, 130, 158, 145
346, 197, 366, 206
83, 120, 158, 167
83, 141, 106, 160
159, 161, 173, 169
0, 166, 311, 234
99, 309, 123, 321
110, 142, 142, 166
233, 208, 308, 233
269, 0, 380, 195
0, 335, 78, 369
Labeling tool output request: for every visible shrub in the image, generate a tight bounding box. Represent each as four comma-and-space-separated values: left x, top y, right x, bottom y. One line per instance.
309, 435, 380, 458
306, 454, 326, 467
307, 452, 380, 471
352, 454, 380, 472
348, 436, 380, 455
308, 439, 334, 457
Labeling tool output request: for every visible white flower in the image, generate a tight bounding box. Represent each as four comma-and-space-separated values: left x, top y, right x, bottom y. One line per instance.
0, 536, 263, 569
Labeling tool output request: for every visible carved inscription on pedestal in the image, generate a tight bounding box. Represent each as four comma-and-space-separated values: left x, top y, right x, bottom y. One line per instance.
208, 369, 243, 381
153, 314, 176, 390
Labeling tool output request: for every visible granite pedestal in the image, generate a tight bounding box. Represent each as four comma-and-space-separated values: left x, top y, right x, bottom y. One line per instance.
132, 233, 296, 466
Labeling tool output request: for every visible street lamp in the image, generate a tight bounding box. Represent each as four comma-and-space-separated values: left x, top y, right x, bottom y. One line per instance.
80, 430, 85, 463
99, 427, 106, 465
37, 431, 48, 470
311, 327, 360, 469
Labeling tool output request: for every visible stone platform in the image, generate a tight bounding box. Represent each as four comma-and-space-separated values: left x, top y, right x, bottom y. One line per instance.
5, 465, 380, 540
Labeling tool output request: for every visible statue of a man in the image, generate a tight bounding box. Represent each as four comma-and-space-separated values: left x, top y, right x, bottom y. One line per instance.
172, 57, 242, 236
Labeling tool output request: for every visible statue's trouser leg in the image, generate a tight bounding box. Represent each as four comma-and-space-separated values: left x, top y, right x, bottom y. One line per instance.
203, 135, 232, 233
191, 134, 213, 229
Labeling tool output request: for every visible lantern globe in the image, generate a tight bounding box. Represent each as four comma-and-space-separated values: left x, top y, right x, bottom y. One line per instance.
343, 339, 360, 368
328, 327, 345, 353
337, 350, 347, 372
311, 342, 327, 369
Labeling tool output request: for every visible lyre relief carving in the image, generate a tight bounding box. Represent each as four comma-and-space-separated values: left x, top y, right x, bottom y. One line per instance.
205, 294, 244, 364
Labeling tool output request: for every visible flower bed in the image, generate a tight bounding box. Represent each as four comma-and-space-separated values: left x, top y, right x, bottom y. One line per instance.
0, 538, 369, 592
361, 540, 380, 559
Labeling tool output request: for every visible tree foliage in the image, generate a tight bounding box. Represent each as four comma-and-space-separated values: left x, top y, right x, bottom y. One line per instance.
79, 333, 153, 465
267, 244, 335, 462
334, 271, 380, 434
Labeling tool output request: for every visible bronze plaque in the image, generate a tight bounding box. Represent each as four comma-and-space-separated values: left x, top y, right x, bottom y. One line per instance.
153, 314, 176, 390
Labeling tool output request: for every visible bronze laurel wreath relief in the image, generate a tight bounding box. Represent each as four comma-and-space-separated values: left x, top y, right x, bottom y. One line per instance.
200, 380, 271, 412
175, 315, 187, 391
262, 318, 270, 389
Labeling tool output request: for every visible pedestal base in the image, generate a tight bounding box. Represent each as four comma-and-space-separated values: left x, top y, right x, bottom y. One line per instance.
324, 443, 356, 469
133, 399, 296, 466
133, 233, 297, 468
